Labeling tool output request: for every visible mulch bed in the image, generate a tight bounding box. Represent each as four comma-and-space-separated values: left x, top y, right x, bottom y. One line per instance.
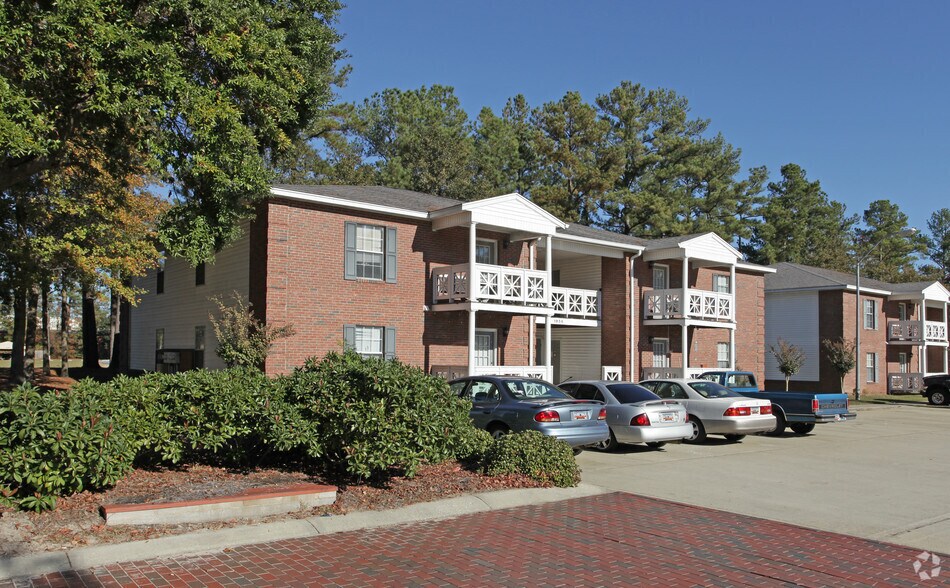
0, 462, 545, 558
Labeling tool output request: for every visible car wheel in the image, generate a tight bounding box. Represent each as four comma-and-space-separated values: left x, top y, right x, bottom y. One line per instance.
789, 423, 815, 435
766, 410, 786, 437
686, 416, 706, 443
595, 430, 619, 452
645, 441, 666, 449
487, 424, 509, 440
928, 387, 949, 406
723, 434, 745, 442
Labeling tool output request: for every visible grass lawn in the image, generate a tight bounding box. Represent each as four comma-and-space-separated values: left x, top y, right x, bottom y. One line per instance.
0, 358, 84, 370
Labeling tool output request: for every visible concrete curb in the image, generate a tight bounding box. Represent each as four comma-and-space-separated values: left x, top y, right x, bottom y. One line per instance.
0, 483, 608, 581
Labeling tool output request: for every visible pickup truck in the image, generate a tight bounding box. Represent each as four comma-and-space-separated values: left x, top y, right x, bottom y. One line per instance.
921, 374, 950, 405
697, 371, 856, 435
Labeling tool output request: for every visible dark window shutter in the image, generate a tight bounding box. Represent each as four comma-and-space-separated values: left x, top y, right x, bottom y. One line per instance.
385, 227, 397, 283
344, 222, 357, 279
157, 270, 164, 294
343, 324, 356, 351
384, 327, 396, 360
195, 262, 205, 286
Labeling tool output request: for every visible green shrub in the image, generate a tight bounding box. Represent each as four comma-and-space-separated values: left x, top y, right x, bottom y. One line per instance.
284, 351, 478, 480
482, 431, 580, 487
0, 384, 136, 511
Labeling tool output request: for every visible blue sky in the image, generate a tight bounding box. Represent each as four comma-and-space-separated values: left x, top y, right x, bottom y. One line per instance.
334, 1, 948, 237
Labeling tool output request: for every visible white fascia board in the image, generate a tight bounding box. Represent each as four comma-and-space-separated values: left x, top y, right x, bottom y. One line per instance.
270, 188, 429, 220
843, 285, 892, 296
552, 233, 645, 253
736, 262, 776, 274
766, 285, 892, 295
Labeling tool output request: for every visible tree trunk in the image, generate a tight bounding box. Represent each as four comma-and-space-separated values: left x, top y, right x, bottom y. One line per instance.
41, 284, 51, 376
10, 286, 27, 384
81, 283, 99, 371
60, 276, 71, 378
24, 286, 38, 380
109, 288, 120, 369
784, 375, 790, 392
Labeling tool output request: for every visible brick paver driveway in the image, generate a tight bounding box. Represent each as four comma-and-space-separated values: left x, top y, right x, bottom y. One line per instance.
4, 493, 946, 587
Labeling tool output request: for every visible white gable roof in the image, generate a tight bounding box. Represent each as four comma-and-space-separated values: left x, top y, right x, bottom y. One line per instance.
429, 193, 568, 234
642, 232, 742, 265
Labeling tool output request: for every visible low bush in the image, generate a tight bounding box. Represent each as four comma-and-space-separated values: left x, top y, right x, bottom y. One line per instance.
482, 431, 580, 487
0, 384, 136, 511
284, 351, 480, 480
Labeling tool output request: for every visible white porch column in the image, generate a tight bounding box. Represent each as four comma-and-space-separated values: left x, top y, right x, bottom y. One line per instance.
529, 239, 536, 367
468, 222, 477, 375
544, 234, 552, 378
730, 263, 736, 321
681, 325, 689, 378
729, 328, 736, 369
468, 309, 476, 376
682, 257, 690, 304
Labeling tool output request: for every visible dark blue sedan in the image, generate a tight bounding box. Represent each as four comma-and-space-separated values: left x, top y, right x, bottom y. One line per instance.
449, 375, 610, 449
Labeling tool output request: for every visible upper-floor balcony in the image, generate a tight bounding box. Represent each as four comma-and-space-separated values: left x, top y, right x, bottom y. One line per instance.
432, 263, 600, 320
887, 320, 948, 344
643, 288, 734, 322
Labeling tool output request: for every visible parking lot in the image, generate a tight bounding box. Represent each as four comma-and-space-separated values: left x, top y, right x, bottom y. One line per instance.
578, 403, 950, 554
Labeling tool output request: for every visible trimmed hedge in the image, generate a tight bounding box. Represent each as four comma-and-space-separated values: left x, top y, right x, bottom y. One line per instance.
0, 385, 136, 511
483, 430, 580, 487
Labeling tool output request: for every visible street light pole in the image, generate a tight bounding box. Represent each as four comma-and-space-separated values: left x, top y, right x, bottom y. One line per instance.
853, 227, 918, 401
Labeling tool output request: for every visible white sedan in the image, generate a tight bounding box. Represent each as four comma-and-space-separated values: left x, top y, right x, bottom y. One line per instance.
638, 379, 776, 442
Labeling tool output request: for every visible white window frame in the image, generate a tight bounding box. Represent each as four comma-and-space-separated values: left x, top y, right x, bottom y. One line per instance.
355, 224, 385, 280
863, 299, 877, 330
713, 274, 730, 294
717, 342, 730, 368
898, 352, 909, 374
354, 325, 384, 358
653, 264, 669, 290
652, 338, 670, 368
866, 352, 878, 383
476, 239, 498, 265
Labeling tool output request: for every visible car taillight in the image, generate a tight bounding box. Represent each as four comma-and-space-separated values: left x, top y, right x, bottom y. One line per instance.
724, 406, 752, 417
630, 413, 651, 426
684, 413, 689, 422
598, 407, 607, 420
761, 404, 772, 415
812, 398, 819, 413
534, 410, 560, 423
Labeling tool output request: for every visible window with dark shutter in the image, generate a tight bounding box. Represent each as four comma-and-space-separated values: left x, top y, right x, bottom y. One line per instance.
195, 262, 205, 286
344, 221, 397, 282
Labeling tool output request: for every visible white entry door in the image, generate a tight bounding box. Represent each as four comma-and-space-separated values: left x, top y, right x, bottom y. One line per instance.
653, 265, 669, 290
475, 330, 497, 367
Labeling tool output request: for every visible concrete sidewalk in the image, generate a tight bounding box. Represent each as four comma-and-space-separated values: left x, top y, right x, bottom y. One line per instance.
0, 484, 608, 582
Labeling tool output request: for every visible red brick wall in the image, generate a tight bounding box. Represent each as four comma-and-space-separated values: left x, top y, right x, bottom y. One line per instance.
601, 256, 632, 379
255, 198, 531, 375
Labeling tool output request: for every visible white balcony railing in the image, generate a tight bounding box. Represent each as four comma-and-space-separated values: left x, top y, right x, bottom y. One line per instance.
551, 286, 600, 319
433, 263, 548, 306
473, 365, 553, 381
640, 366, 709, 380
643, 288, 734, 321
888, 372, 924, 393
887, 320, 948, 343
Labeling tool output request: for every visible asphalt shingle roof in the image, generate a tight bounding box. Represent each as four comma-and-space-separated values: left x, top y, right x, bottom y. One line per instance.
766, 262, 894, 292
272, 184, 462, 213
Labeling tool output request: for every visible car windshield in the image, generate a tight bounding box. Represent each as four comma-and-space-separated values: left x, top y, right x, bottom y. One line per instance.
505, 379, 572, 400
688, 381, 742, 399
606, 384, 661, 404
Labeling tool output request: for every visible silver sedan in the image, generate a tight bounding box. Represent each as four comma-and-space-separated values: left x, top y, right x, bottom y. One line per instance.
559, 381, 691, 451
638, 378, 776, 443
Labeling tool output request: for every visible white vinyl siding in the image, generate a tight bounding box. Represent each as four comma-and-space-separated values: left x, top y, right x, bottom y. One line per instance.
130, 227, 251, 371
553, 256, 601, 290
551, 327, 602, 381
764, 291, 820, 381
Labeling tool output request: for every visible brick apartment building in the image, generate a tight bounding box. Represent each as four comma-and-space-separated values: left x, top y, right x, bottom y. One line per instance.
765, 262, 950, 394
130, 185, 772, 384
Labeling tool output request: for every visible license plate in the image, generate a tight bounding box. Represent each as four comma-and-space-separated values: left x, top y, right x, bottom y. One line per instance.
572, 410, 590, 420
660, 412, 676, 422
834, 414, 842, 422
751, 407, 760, 415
